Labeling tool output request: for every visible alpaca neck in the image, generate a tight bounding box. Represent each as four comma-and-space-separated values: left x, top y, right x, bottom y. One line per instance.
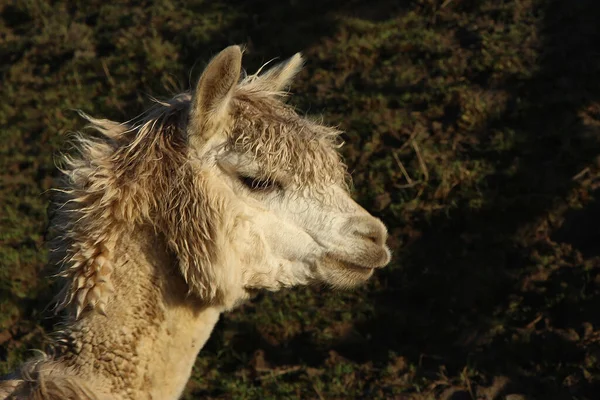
56, 226, 221, 400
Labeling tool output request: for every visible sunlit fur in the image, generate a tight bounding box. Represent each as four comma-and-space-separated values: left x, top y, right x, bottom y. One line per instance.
1, 46, 390, 399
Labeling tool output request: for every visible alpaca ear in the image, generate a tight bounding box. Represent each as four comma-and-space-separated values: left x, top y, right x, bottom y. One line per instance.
189, 45, 243, 135
259, 53, 304, 92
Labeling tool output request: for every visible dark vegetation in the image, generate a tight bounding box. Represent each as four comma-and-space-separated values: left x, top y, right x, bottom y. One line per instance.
1, 0, 600, 398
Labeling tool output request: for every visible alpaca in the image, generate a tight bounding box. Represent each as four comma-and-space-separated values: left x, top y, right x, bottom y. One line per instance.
0, 46, 391, 399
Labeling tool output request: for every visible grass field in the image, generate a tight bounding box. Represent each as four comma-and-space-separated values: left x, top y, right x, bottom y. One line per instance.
1, 0, 600, 398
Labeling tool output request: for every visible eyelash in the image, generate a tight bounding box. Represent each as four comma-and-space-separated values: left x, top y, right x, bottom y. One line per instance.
238, 175, 281, 192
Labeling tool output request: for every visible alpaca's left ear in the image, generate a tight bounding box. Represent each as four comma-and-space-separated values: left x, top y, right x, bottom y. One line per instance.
259, 53, 304, 92
189, 45, 243, 137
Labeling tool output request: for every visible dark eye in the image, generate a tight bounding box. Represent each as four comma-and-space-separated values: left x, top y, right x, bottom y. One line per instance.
238, 175, 280, 192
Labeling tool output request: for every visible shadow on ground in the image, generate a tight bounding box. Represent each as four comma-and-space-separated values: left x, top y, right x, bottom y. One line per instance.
337, 1, 600, 398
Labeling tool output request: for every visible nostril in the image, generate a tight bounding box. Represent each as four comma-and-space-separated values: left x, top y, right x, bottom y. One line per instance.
355, 230, 382, 245
348, 217, 387, 246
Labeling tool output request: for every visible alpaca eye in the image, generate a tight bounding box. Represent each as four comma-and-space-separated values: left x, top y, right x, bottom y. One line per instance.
238, 175, 280, 192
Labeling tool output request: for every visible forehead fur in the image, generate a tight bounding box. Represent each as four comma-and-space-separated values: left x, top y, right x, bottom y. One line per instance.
227, 88, 348, 189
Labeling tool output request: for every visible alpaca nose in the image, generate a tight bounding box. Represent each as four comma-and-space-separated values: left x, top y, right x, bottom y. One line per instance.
345, 216, 388, 246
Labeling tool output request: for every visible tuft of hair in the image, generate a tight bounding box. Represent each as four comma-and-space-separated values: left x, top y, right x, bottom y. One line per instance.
230, 89, 348, 195
0, 356, 103, 399
48, 93, 210, 315
231, 53, 349, 194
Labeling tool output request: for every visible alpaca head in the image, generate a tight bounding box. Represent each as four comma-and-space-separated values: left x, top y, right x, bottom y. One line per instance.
178, 46, 391, 308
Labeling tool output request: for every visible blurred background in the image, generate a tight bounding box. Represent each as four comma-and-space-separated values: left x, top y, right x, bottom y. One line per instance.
1, 0, 599, 398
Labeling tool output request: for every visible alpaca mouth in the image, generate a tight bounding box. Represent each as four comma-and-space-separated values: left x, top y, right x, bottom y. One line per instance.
315, 256, 375, 288
322, 255, 375, 277
314, 244, 390, 288
328, 244, 391, 270
339, 261, 375, 276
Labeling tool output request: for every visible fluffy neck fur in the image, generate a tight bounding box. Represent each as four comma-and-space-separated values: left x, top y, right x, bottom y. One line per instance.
4, 226, 221, 399
0, 96, 226, 399
64, 226, 222, 399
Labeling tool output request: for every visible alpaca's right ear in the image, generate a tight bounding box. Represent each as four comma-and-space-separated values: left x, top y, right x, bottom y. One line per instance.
189, 46, 243, 138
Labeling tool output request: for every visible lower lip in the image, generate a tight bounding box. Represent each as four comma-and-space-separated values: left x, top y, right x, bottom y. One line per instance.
323, 255, 375, 274
331, 260, 374, 276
